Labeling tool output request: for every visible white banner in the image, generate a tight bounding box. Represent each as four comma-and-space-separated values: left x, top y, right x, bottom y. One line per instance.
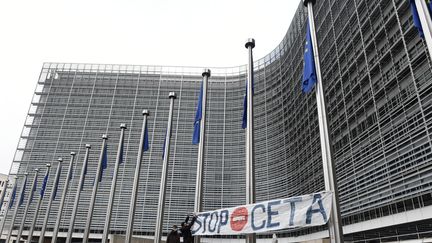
192, 191, 332, 236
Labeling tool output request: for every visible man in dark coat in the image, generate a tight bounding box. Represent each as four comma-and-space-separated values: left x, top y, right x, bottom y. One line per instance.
180, 214, 197, 243
166, 225, 180, 243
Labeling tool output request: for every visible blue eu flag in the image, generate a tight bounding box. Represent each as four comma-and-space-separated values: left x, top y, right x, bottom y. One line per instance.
410, 0, 425, 38
144, 122, 150, 152
119, 141, 124, 164
9, 183, 17, 209
68, 165, 73, 181
30, 174, 38, 203
162, 131, 167, 159
242, 92, 247, 129
40, 172, 49, 198
192, 83, 203, 144
19, 177, 27, 206
99, 144, 108, 182
302, 20, 317, 93
52, 167, 61, 200
81, 158, 88, 191
429, 0, 432, 15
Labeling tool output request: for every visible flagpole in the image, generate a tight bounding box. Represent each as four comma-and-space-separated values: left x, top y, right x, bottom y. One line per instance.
5, 173, 28, 242
16, 168, 40, 243
193, 69, 210, 243
102, 124, 127, 243
414, 0, 432, 56
83, 135, 108, 243
303, 0, 344, 242
40, 157, 64, 243
66, 146, 91, 243
245, 38, 256, 243
125, 110, 149, 243
28, 164, 51, 243
154, 92, 177, 243
51, 152, 75, 243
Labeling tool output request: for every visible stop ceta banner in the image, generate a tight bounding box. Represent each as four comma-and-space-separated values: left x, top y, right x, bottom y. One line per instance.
191, 191, 332, 236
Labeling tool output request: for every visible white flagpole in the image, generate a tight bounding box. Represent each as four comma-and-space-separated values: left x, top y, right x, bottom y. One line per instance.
303, 0, 344, 242
39, 157, 64, 243
193, 69, 210, 243
414, 0, 432, 57
245, 38, 256, 243
51, 152, 76, 243
66, 146, 91, 243
82, 135, 108, 243
125, 110, 149, 243
154, 92, 177, 243
102, 124, 127, 243
27, 164, 51, 243
5, 173, 28, 242
16, 168, 40, 243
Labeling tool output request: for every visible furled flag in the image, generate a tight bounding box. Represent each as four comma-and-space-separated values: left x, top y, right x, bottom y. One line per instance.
52, 167, 62, 200
119, 139, 125, 164
19, 177, 27, 206
81, 158, 88, 191
9, 183, 17, 209
192, 83, 203, 144
30, 174, 38, 203
144, 122, 150, 152
429, 0, 432, 15
99, 143, 108, 182
242, 88, 247, 129
40, 171, 49, 198
302, 20, 317, 93
69, 162, 73, 181
162, 131, 167, 159
410, 0, 425, 38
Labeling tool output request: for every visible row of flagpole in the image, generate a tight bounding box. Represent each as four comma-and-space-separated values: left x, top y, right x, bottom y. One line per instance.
1, 111, 151, 243
0, 5, 335, 242
1, 84, 204, 243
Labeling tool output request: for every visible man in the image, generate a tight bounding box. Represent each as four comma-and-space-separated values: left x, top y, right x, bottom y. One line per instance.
180, 214, 197, 243
166, 225, 180, 243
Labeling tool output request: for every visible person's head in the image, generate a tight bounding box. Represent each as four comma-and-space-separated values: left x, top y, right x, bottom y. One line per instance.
181, 222, 186, 228
172, 225, 178, 230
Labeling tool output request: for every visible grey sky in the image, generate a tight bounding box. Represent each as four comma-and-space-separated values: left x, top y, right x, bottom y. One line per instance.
0, 0, 298, 175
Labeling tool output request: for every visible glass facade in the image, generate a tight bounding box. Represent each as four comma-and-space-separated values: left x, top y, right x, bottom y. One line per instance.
4, 0, 432, 241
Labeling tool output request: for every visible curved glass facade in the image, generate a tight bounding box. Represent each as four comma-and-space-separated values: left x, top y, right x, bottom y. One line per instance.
5, 0, 432, 241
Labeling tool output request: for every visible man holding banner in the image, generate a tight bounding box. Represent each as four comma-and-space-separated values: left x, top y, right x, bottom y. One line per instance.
181, 214, 197, 243
191, 192, 332, 236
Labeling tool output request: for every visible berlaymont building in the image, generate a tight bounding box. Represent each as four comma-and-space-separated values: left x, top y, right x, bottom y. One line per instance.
2, 0, 432, 242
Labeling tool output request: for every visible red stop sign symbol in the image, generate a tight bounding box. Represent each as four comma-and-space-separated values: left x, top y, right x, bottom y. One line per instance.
230, 207, 248, 231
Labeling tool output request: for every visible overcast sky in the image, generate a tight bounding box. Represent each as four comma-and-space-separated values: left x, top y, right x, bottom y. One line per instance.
0, 0, 298, 175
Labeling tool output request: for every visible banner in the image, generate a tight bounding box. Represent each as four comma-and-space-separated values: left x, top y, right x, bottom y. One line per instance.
192, 191, 332, 236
